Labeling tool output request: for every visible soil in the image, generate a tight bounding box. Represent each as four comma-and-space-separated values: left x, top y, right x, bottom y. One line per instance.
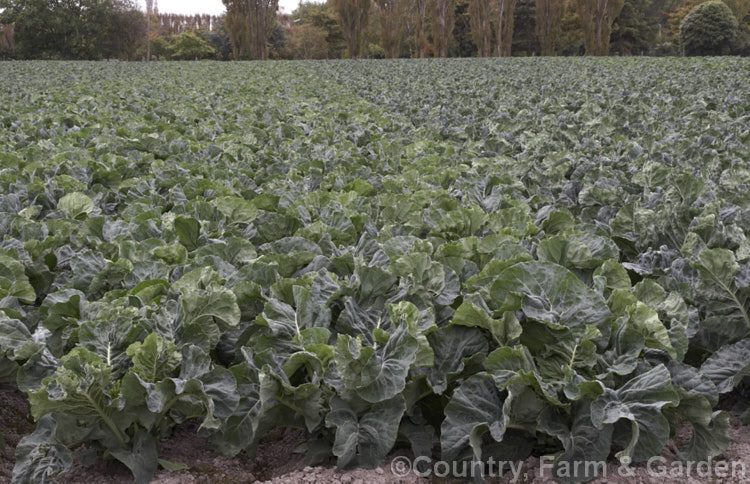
1, 383, 748, 484
0, 384, 35, 483
491, 416, 750, 483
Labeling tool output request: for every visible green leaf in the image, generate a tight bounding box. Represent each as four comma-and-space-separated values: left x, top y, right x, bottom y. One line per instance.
537, 235, 594, 269
440, 373, 505, 463
599, 316, 645, 377
667, 361, 729, 462
213, 348, 260, 456
632, 280, 689, 361
29, 349, 132, 451
151, 244, 188, 265
213, 196, 258, 224
129, 279, 170, 305
537, 325, 600, 382
0, 253, 36, 304
677, 411, 731, 462
627, 301, 675, 359
0, 317, 34, 361
12, 415, 72, 484
424, 326, 488, 394
109, 429, 158, 484
700, 339, 750, 393
326, 395, 405, 469
490, 261, 614, 337
399, 419, 435, 461
484, 345, 566, 405
40, 289, 84, 339
692, 248, 750, 348
451, 301, 521, 346
174, 215, 201, 251
293, 269, 339, 330
256, 366, 326, 434
126, 334, 182, 383
541, 209, 576, 234
538, 402, 613, 483
57, 192, 94, 219
593, 259, 631, 293
590, 365, 679, 463
182, 286, 241, 329
256, 298, 299, 337
334, 323, 418, 403
386, 301, 435, 368
78, 305, 143, 375
158, 458, 189, 471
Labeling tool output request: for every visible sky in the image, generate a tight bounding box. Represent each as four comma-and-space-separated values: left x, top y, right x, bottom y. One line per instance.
138, 0, 305, 16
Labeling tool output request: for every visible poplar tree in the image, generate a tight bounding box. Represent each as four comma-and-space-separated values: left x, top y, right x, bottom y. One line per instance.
375, 0, 405, 58
535, 0, 563, 55
430, 0, 455, 57
575, 0, 625, 55
222, 0, 279, 60
412, 0, 429, 58
331, 0, 371, 58
468, 0, 492, 56
496, 0, 516, 56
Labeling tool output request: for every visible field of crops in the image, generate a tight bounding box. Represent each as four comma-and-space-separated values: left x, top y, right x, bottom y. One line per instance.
1, 59, 750, 483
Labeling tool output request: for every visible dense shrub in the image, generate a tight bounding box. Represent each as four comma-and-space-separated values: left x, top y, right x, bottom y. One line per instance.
680, 1, 738, 55
170, 32, 216, 60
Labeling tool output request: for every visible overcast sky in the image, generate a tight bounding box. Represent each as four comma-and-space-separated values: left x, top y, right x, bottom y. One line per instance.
138, 0, 307, 16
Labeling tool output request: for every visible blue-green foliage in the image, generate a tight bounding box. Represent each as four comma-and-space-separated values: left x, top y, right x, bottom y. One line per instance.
1, 59, 749, 483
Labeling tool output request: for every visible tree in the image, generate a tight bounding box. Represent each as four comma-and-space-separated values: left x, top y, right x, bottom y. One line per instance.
148, 35, 172, 60
292, 1, 346, 57
331, 0, 371, 58
722, 0, 750, 22
106, 7, 146, 60
268, 20, 287, 58
667, 0, 748, 44
610, 0, 654, 55
430, 0, 455, 57
680, 0, 738, 55
205, 20, 234, 60
0, 0, 144, 59
496, 0, 518, 56
665, 0, 701, 42
513, 0, 540, 55
411, 0, 429, 58
223, 0, 279, 60
170, 31, 216, 59
249, 0, 280, 59
375, 0, 405, 57
536, 0, 565, 54
468, 0, 492, 56
0, 23, 13, 58
452, 0, 477, 56
576, 0, 626, 55
224, 1, 250, 59
288, 23, 329, 58
146, 0, 154, 60
558, 0, 585, 54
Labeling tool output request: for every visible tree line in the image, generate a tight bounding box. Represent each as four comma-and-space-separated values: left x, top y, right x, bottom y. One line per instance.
0, 0, 748, 60
309, 0, 749, 58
